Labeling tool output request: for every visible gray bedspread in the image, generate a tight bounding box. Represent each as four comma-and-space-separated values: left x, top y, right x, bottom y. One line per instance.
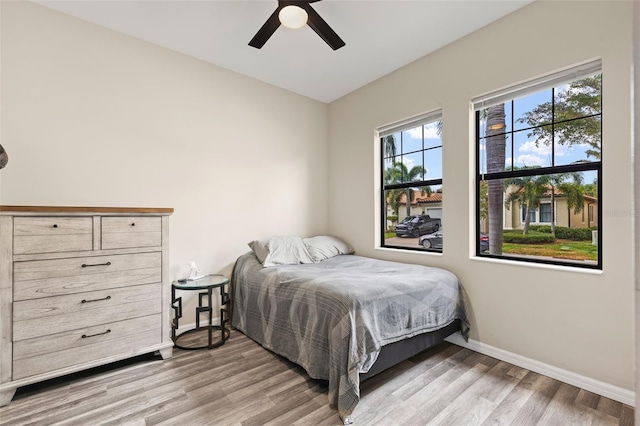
231, 253, 470, 423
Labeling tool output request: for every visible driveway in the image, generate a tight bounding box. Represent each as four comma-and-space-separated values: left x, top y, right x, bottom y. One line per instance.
385, 236, 420, 248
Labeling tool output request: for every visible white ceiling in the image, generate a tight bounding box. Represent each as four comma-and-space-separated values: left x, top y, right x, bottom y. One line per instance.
34, 0, 533, 103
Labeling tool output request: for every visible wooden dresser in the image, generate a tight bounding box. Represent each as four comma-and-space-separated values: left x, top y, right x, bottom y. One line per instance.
0, 206, 174, 406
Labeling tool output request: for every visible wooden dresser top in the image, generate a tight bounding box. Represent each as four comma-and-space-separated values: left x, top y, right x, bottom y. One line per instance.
0, 206, 174, 214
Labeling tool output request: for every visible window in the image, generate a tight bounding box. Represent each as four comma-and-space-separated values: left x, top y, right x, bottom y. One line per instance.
475, 60, 601, 269
539, 203, 552, 223
379, 111, 443, 252
522, 206, 537, 223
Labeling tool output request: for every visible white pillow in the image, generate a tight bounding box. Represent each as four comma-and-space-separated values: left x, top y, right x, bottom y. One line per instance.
248, 236, 314, 267
303, 235, 354, 263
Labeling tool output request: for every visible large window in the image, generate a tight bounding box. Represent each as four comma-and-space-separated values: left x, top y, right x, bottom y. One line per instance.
379, 111, 443, 252
475, 60, 602, 269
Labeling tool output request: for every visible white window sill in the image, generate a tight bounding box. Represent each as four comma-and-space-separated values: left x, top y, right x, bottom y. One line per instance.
470, 255, 602, 275
376, 246, 444, 257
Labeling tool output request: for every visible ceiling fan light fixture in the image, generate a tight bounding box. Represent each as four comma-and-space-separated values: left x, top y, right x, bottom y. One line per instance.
278, 5, 308, 29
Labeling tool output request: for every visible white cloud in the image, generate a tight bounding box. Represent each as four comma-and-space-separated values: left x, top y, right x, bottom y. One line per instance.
424, 123, 440, 139
405, 123, 440, 140
555, 83, 569, 94
516, 154, 546, 167
406, 127, 422, 139
402, 157, 415, 169
518, 140, 550, 156
518, 138, 591, 158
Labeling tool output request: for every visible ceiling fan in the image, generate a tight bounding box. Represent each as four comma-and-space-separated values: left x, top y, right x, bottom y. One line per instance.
249, 0, 345, 50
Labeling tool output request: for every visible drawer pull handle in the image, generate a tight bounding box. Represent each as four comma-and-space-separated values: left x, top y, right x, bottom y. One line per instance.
131, 222, 136, 226
82, 329, 111, 339
81, 295, 111, 304
52, 224, 58, 228
81, 261, 112, 268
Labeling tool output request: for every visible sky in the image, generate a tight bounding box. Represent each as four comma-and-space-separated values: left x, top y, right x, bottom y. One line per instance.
477, 79, 600, 184
384, 121, 443, 183
384, 77, 600, 188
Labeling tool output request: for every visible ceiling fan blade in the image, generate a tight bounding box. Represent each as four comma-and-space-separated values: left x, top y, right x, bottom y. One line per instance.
304, 4, 345, 50
248, 7, 282, 49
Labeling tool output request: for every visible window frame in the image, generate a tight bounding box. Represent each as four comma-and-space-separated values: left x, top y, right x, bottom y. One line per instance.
474, 61, 602, 270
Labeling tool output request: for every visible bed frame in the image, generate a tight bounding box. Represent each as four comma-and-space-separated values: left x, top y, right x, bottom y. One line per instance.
360, 319, 461, 380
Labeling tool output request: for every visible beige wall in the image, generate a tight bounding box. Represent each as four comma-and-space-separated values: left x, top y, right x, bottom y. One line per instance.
0, 2, 329, 323
328, 0, 634, 392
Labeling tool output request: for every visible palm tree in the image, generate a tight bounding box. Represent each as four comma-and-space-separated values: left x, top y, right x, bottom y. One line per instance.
485, 105, 506, 253
385, 162, 427, 217
383, 164, 406, 226
386, 188, 404, 222
382, 122, 439, 224
504, 175, 551, 234
383, 135, 397, 161
382, 135, 399, 224
505, 173, 585, 235
547, 172, 585, 236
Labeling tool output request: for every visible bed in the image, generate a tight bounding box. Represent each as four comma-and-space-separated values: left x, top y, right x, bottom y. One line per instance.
231, 236, 470, 424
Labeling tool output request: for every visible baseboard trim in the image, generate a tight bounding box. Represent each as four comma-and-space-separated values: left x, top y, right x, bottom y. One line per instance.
445, 333, 635, 407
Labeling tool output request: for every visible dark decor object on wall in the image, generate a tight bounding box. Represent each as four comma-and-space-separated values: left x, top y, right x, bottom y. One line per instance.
0, 144, 7, 169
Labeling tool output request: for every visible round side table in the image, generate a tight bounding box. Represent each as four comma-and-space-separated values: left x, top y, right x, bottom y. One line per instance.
171, 274, 230, 350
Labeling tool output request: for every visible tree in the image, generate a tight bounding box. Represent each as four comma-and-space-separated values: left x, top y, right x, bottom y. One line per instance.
485, 105, 506, 254
383, 135, 397, 161
479, 180, 488, 223
385, 162, 427, 217
504, 174, 551, 234
583, 180, 598, 197
386, 189, 404, 222
547, 172, 584, 236
505, 172, 585, 235
383, 164, 403, 221
517, 75, 602, 160
382, 122, 439, 226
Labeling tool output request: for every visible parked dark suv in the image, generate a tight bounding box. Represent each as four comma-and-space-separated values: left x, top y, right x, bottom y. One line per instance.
395, 215, 441, 237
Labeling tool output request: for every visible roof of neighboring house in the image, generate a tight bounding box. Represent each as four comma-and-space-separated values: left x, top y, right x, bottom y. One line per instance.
392, 189, 442, 205
507, 185, 598, 203
416, 193, 442, 203
540, 188, 598, 203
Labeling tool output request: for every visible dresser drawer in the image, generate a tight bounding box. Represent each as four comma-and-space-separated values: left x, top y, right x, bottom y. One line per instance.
101, 217, 161, 250
13, 217, 93, 255
13, 314, 161, 380
13, 283, 161, 341
13, 252, 162, 301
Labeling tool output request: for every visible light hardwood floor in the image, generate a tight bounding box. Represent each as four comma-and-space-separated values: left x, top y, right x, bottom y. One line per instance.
0, 331, 634, 425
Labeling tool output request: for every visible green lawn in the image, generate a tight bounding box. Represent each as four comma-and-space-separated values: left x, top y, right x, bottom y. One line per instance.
503, 239, 597, 261
383, 230, 596, 261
